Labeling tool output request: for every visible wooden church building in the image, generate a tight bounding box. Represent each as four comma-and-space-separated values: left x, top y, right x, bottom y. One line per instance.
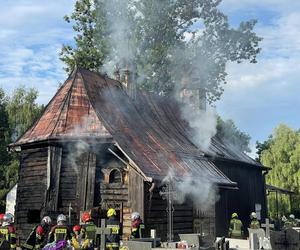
10, 68, 268, 242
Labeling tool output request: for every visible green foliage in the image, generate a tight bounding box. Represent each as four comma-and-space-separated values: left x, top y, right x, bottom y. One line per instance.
260, 124, 300, 217
61, 0, 262, 102
255, 137, 272, 162
6, 86, 44, 141
60, 0, 109, 73
217, 116, 251, 153
0, 89, 10, 166
0, 87, 43, 211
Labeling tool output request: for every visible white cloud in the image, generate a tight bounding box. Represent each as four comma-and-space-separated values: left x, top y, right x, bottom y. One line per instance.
216, 1, 300, 146
0, 0, 75, 104
220, 0, 300, 14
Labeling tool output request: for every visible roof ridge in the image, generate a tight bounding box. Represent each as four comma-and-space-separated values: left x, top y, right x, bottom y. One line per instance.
12, 68, 78, 146
48, 68, 78, 138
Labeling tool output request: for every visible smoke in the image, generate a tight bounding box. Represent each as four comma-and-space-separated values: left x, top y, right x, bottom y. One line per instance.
181, 104, 217, 152
67, 139, 90, 175
101, 0, 136, 74
163, 169, 218, 211
66, 115, 95, 174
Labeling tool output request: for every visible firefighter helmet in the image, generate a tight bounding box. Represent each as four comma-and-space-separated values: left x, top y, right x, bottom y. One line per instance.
73, 225, 81, 232
82, 211, 91, 223
251, 212, 257, 219
3, 213, 14, 226
107, 208, 116, 218
290, 214, 295, 220
131, 212, 140, 221
231, 213, 238, 219
57, 214, 67, 225
41, 216, 52, 226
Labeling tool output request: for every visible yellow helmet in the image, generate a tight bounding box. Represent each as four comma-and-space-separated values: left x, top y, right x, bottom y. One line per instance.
232, 213, 238, 218
107, 208, 117, 218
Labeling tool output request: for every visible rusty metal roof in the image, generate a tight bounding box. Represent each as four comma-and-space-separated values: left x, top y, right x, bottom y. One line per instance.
14, 69, 111, 145
78, 69, 235, 186
14, 68, 262, 186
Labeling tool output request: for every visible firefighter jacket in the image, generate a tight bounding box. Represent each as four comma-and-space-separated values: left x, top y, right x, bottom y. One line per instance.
131, 219, 145, 239
0, 224, 17, 250
229, 218, 243, 238
81, 221, 97, 249
250, 218, 260, 229
106, 216, 121, 250
22, 225, 49, 250
48, 225, 73, 243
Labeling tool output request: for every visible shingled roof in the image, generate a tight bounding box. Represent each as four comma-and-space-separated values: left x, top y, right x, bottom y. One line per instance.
13, 68, 263, 186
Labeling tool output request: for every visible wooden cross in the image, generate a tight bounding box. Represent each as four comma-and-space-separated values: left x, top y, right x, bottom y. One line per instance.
96, 219, 112, 250
262, 218, 274, 238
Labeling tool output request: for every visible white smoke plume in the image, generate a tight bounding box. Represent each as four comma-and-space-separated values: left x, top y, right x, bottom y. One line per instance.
181, 104, 217, 152
102, 0, 135, 74
66, 115, 95, 174
163, 169, 218, 211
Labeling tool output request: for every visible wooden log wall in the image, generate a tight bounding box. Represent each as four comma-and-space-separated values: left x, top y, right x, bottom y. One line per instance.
144, 187, 194, 241
193, 204, 216, 237
57, 146, 79, 220
16, 146, 48, 242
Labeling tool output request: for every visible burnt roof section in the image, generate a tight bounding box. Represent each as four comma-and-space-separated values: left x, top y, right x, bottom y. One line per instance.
14, 68, 262, 185
79, 69, 235, 186
13, 69, 111, 146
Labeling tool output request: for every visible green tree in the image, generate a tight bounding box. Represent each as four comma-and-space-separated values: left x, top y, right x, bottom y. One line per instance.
6, 86, 44, 141
217, 117, 251, 153
0, 88, 10, 211
62, 0, 262, 102
133, 0, 262, 100
0, 88, 10, 166
255, 136, 272, 162
60, 0, 109, 72
0, 87, 44, 211
260, 124, 300, 217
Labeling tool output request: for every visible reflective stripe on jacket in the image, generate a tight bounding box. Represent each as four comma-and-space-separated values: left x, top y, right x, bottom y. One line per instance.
106, 216, 120, 249
229, 218, 243, 238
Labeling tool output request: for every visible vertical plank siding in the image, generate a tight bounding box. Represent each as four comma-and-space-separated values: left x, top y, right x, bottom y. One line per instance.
215, 159, 267, 237
16, 146, 48, 242
144, 187, 194, 241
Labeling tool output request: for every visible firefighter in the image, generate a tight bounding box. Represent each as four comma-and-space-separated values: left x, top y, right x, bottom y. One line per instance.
106, 208, 120, 250
72, 225, 81, 242
69, 225, 81, 250
80, 211, 97, 250
130, 212, 145, 239
22, 216, 52, 250
0, 214, 4, 227
0, 213, 16, 250
249, 212, 260, 229
48, 214, 73, 244
228, 213, 243, 239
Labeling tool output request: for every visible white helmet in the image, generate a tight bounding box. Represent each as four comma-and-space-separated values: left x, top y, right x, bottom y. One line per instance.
131, 212, 140, 221
57, 214, 67, 225
3, 213, 14, 226
251, 212, 257, 219
41, 216, 52, 225
290, 214, 295, 220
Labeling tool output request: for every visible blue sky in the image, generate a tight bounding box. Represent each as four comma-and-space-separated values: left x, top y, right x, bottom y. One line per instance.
0, 0, 299, 156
